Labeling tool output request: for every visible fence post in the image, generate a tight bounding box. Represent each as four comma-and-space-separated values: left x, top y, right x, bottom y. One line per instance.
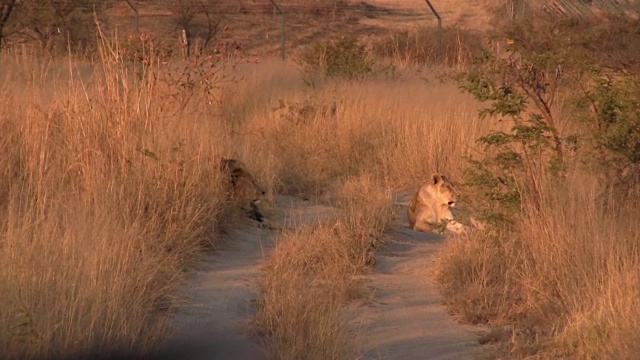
423, 0, 442, 63
270, 0, 286, 60
124, 0, 139, 34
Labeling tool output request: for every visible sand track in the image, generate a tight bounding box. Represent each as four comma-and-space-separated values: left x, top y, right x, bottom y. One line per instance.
157, 193, 480, 359
156, 224, 270, 360
358, 192, 480, 359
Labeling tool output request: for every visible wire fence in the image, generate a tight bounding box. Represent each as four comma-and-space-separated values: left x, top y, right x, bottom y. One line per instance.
543, 0, 639, 17
11, 0, 639, 16
2, 0, 639, 60
113, 0, 639, 60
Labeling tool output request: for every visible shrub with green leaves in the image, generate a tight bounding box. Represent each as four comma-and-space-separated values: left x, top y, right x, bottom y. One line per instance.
584, 72, 640, 164
297, 37, 387, 83
575, 70, 640, 202
457, 14, 640, 225
458, 47, 574, 227
441, 12, 640, 360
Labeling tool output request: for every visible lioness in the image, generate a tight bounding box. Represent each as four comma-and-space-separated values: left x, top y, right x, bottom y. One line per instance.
220, 157, 267, 224
407, 174, 465, 235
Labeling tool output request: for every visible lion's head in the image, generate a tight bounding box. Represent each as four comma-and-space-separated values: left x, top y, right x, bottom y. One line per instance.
429, 173, 460, 208
220, 157, 266, 206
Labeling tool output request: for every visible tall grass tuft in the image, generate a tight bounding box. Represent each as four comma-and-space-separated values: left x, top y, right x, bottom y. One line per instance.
224, 71, 492, 196
255, 175, 393, 360
437, 172, 640, 358
0, 37, 230, 358
370, 27, 484, 68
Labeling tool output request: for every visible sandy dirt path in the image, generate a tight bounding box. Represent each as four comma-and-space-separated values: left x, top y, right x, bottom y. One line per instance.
155, 196, 337, 360
155, 225, 271, 360
156, 193, 480, 360
357, 192, 481, 360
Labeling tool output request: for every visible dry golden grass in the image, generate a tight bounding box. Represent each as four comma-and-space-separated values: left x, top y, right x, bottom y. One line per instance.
223, 61, 490, 196
255, 175, 393, 360
256, 225, 355, 360
0, 42, 232, 358
370, 27, 485, 68
234, 60, 494, 359
5, 18, 637, 359
437, 171, 640, 358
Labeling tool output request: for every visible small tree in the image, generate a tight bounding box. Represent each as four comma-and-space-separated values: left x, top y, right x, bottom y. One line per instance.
460, 53, 568, 225
575, 70, 640, 202
5, 0, 106, 54
168, 0, 222, 55
295, 36, 397, 87
459, 14, 640, 225
458, 16, 582, 226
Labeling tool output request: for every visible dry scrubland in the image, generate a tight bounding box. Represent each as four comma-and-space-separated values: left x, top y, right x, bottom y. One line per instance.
438, 175, 640, 358
1, 3, 640, 360
0, 38, 491, 359
255, 178, 393, 359
250, 13, 640, 359
0, 43, 231, 358
242, 76, 492, 358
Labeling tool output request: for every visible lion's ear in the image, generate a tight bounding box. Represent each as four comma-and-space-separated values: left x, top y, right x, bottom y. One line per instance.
432, 174, 443, 185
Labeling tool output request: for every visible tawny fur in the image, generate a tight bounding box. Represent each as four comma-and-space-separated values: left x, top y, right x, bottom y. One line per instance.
220, 157, 267, 224
407, 174, 464, 235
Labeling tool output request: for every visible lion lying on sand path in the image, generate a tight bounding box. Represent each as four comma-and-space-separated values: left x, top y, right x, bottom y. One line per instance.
220, 157, 269, 226
407, 174, 465, 235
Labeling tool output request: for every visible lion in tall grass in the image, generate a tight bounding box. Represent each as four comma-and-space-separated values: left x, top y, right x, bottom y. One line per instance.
220, 157, 268, 225
407, 174, 465, 235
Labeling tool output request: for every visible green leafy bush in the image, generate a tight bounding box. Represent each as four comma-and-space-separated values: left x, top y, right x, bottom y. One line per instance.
458, 46, 573, 227
443, 13, 640, 359
575, 70, 640, 202
457, 14, 640, 225
297, 37, 390, 83
586, 73, 640, 164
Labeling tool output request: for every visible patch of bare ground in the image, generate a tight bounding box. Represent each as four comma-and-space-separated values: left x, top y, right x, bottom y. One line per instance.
354, 0, 495, 32
244, 189, 483, 360
154, 227, 270, 360
156, 195, 337, 360
105, 0, 496, 59
352, 191, 483, 360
